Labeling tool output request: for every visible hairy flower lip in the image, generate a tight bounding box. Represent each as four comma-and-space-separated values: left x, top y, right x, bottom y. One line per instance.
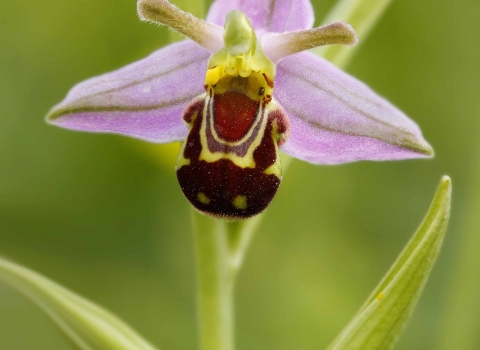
47, 0, 434, 165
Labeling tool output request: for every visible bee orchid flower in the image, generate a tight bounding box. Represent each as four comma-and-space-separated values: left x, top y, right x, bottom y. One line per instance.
47, 0, 433, 219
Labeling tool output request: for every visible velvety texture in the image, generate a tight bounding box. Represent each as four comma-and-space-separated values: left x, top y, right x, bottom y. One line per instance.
48, 41, 209, 143
276, 52, 432, 164
206, 0, 314, 34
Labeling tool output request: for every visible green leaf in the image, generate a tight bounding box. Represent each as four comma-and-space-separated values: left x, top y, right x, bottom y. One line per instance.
327, 176, 451, 350
0, 257, 158, 350
314, 0, 395, 68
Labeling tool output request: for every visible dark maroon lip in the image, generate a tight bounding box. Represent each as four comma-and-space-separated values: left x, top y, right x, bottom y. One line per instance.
176, 91, 288, 219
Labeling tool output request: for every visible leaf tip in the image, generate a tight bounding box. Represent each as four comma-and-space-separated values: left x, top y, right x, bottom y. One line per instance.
440, 175, 451, 187
435, 175, 452, 206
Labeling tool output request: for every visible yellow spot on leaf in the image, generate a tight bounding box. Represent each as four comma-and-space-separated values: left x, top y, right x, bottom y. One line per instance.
376, 292, 384, 301
197, 192, 210, 204
233, 195, 247, 209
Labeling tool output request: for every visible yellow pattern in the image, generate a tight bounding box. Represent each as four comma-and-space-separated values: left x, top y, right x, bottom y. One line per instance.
197, 192, 211, 204
198, 95, 278, 170
233, 195, 248, 209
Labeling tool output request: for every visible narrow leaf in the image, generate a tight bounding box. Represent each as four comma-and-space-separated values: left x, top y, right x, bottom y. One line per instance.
327, 176, 451, 350
313, 0, 395, 68
0, 257, 158, 350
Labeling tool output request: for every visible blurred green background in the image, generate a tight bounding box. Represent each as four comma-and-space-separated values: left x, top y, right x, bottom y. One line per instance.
0, 0, 479, 349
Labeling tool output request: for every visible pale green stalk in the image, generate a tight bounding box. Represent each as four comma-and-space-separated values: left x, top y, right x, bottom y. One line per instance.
192, 212, 234, 350
190, 154, 293, 350
192, 210, 269, 350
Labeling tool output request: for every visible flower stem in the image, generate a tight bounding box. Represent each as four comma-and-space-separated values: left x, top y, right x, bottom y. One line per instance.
192, 210, 235, 350
191, 154, 295, 350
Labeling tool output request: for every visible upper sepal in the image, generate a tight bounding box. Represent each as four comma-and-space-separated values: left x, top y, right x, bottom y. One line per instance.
276, 52, 433, 164
47, 41, 209, 143
207, 0, 314, 35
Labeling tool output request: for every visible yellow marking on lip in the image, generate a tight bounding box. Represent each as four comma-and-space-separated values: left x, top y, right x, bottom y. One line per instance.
176, 151, 191, 170
233, 195, 247, 209
263, 120, 282, 178
263, 163, 281, 177
197, 192, 210, 204
199, 97, 284, 170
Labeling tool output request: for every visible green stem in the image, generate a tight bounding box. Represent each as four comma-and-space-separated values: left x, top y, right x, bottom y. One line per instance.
191, 154, 295, 350
192, 211, 235, 350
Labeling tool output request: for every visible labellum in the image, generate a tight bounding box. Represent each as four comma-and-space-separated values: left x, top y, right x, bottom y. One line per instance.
176, 11, 289, 219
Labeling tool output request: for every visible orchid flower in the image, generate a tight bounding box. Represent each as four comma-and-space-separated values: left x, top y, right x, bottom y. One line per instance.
47, 0, 433, 219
